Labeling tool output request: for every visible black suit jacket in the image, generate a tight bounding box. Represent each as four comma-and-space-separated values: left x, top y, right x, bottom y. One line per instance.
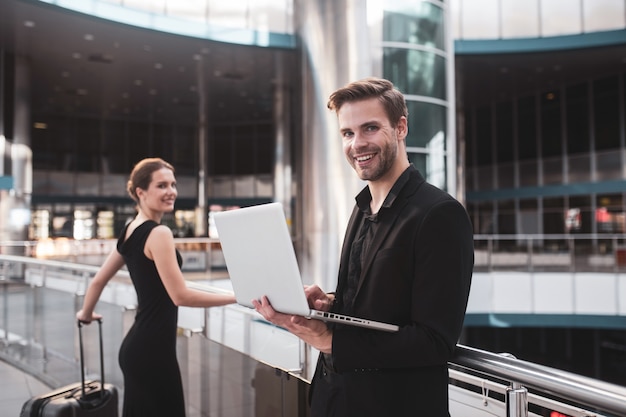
310, 166, 474, 417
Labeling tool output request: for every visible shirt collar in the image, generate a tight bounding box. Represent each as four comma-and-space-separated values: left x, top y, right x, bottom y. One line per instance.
355, 164, 415, 215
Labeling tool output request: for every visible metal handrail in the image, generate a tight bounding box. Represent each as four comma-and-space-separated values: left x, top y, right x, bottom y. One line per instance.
2, 253, 626, 416
451, 344, 626, 416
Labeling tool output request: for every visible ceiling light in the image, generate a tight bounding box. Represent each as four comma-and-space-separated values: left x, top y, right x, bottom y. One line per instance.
154, 63, 163, 69
72, 53, 81, 59
33, 122, 47, 129
84, 34, 94, 41
24, 21, 35, 28
134, 79, 143, 86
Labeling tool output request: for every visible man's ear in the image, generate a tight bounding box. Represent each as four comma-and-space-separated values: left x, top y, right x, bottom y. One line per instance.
397, 116, 408, 140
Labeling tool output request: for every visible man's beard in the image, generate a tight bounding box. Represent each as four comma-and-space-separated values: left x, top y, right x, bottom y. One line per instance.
353, 136, 398, 181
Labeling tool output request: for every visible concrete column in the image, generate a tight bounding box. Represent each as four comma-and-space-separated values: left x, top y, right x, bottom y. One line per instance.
13, 55, 30, 147
294, 0, 374, 290
195, 54, 209, 236
273, 51, 293, 227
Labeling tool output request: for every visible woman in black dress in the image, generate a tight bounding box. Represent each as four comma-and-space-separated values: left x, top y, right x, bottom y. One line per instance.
77, 158, 236, 417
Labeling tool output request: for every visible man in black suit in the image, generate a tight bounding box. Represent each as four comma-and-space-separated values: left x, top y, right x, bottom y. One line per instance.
253, 77, 474, 417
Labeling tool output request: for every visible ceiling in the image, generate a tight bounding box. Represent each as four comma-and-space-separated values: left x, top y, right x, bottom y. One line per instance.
1, 0, 626, 128
458, 41, 626, 106
0, 0, 293, 127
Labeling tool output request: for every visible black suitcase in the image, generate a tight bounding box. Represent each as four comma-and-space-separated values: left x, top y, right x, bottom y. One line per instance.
20, 318, 119, 417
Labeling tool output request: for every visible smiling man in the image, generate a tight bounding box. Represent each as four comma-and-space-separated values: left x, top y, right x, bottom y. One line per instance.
254, 78, 474, 417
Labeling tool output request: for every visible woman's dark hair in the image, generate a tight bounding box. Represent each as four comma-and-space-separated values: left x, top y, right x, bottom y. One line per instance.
126, 158, 175, 203
327, 77, 408, 127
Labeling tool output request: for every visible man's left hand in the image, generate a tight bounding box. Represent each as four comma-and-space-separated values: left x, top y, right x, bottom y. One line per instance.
252, 295, 333, 353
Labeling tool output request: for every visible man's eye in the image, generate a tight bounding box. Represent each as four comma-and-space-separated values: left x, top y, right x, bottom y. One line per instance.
343, 131, 354, 138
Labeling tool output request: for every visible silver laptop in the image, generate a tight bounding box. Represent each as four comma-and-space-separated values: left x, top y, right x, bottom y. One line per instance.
213, 202, 399, 332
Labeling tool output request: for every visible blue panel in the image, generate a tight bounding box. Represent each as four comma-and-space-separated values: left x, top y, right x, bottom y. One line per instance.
467, 179, 626, 202
455, 29, 626, 55
0, 176, 14, 190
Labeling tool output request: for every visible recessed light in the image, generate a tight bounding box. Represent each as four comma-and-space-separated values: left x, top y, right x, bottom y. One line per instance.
72, 53, 81, 59
154, 63, 163, 69
24, 21, 35, 28
84, 34, 94, 41
134, 79, 143, 86
33, 122, 47, 129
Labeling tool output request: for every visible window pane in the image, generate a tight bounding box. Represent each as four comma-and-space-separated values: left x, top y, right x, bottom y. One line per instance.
497, 199, 515, 231
566, 83, 589, 155
476, 166, 493, 190
383, 2, 445, 50
594, 76, 620, 151
384, 48, 446, 99
406, 101, 447, 149
408, 152, 426, 179
583, 0, 625, 32
495, 101, 514, 163
596, 150, 623, 181
475, 105, 493, 165
541, 0, 582, 36
543, 197, 565, 234
541, 90, 562, 158
501, 0, 539, 38
568, 154, 591, 183
517, 95, 537, 160
409, 151, 446, 190
166, 0, 207, 22
497, 162, 514, 189
459, 0, 499, 39
519, 160, 537, 187
543, 157, 563, 185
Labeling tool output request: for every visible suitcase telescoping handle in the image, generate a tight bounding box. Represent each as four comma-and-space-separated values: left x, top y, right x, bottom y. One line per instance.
77, 318, 106, 400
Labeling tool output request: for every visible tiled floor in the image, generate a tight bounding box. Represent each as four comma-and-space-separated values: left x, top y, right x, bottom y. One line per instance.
0, 359, 53, 416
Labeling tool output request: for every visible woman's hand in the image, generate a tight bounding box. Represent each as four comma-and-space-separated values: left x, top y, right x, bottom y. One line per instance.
76, 309, 102, 324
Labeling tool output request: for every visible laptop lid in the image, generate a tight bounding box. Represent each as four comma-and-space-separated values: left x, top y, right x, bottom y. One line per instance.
213, 202, 399, 332
213, 202, 311, 316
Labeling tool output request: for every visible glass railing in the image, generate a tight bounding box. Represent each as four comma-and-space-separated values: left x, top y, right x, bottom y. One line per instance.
1, 246, 626, 416
8, 233, 626, 274
474, 234, 626, 273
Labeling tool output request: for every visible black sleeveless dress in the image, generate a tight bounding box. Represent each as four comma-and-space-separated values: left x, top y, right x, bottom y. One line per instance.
117, 220, 186, 417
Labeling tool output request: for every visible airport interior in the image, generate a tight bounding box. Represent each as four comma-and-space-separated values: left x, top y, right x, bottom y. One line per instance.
1, 0, 626, 416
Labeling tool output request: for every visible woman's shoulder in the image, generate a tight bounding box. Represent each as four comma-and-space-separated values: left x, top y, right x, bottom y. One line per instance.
145, 223, 175, 247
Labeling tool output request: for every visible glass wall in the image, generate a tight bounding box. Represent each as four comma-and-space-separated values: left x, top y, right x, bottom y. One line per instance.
465, 69, 626, 241
382, 0, 452, 191
451, 0, 626, 40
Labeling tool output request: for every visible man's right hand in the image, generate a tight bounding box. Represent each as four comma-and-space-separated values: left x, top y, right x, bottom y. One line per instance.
304, 285, 334, 311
